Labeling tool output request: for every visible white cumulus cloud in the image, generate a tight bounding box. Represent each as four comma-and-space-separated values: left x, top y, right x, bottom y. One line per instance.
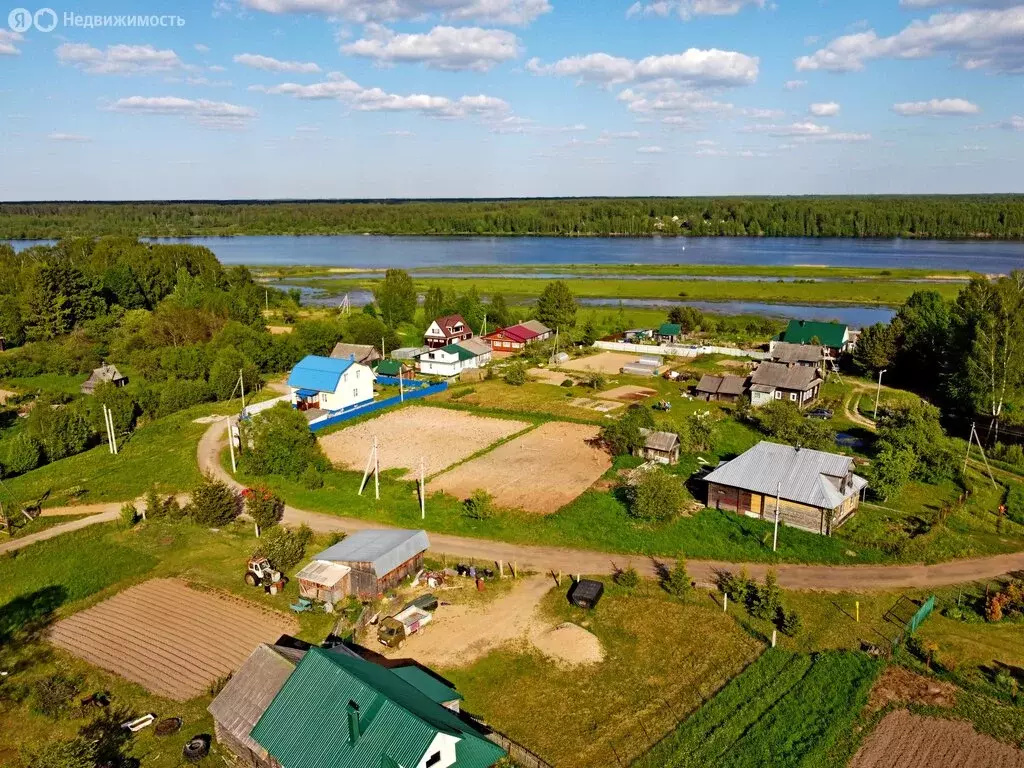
233, 53, 321, 73
0, 30, 23, 56
342, 25, 520, 71
783, 79, 806, 90
526, 48, 759, 87
809, 101, 840, 117
239, 0, 551, 25
626, 0, 765, 19
892, 98, 980, 115
109, 96, 257, 129
56, 43, 183, 75
744, 121, 871, 142
795, 7, 1024, 75
48, 132, 92, 142
637, 145, 665, 153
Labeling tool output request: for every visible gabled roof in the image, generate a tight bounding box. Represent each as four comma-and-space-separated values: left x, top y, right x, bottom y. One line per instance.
250, 649, 505, 768
696, 374, 747, 395
696, 374, 724, 394
639, 428, 680, 452
313, 529, 429, 576
659, 323, 682, 336
519, 320, 552, 336
375, 359, 407, 377
780, 320, 848, 348
771, 342, 825, 365
208, 644, 304, 758
750, 362, 821, 392
83, 364, 127, 392
485, 324, 540, 344
433, 343, 474, 362
294, 560, 351, 588
457, 338, 492, 357
427, 315, 469, 339
703, 441, 867, 509
288, 355, 356, 393
331, 343, 381, 363
391, 666, 464, 705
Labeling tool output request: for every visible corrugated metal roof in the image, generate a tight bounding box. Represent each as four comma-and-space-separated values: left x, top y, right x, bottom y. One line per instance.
330, 343, 381, 363
696, 374, 723, 394
392, 666, 464, 704
781, 320, 847, 348
659, 323, 682, 335
457, 338, 492, 357
750, 362, 820, 392
519, 319, 551, 335
294, 560, 351, 588
208, 644, 302, 758
440, 343, 476, 361
313, 529, 429, 577
250, 649, 505, 768
703, 441, 866, 509
718, 374, 748, 396
287, 355, 356, 393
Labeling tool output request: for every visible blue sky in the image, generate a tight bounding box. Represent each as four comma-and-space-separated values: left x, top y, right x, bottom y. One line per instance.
1, 0, 1022, 199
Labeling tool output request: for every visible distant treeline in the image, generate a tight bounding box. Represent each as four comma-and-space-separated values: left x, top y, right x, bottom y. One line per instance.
3, 196, 1024, 239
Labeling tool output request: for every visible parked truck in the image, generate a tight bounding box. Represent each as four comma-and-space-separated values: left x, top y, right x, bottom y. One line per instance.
377, 605, 432, 649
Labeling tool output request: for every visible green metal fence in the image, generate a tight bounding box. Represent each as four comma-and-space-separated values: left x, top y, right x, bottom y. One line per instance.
907, 595, 936, 636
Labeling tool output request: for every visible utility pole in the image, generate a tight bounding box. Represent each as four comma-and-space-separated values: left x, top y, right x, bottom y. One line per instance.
381, 336, 386, 360
773, 481, 781, 552
374, 435, 380, 500
399, 371, 404, 402
964, 421, 998, 488
420, 457, 426, 519
265, 288, 269, 314
239, 369, 246, 411
873, 369, 887, 420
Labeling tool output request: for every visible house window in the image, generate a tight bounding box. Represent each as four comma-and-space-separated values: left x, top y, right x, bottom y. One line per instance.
353, 389, 358, 398
774, 391, 782, 400
426, 753, 442, 767
320, 393, 327, 402
789, 392, 797, 401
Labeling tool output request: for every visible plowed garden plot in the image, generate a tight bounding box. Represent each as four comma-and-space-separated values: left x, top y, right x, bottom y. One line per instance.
432, 422, 611, 514
849, 710, 1024, 768
559, 351, 648, 375
318, 406, 530, 478
48, 579, 296, 701
597, 385, 657, 402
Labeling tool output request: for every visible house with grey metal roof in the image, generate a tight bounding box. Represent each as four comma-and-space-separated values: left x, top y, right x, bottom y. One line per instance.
313, 529, 430, 596
749, 361, 822, 408
637, 429, 681, 465
703, 441, 867, 535
769, 342, 825, 368
695, 374, 748, 402
330, 342, 382, 367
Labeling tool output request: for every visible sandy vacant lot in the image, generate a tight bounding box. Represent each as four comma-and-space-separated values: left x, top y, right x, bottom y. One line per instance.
528, 368, 575, 386
560, 352, 652, 375
49, 579, 296, 701
319, 406, 530, 478
432, 422, 611, 514
375, 576, 603, 669
597, 385, 657, 402
0, 389, 16, 405
850, 710, 1024, 768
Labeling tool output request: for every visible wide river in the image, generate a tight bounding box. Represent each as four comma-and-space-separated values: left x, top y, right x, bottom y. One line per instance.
10, 235, 1024, 272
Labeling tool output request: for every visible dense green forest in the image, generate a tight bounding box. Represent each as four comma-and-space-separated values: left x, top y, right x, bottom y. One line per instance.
3, 196, 1024, 239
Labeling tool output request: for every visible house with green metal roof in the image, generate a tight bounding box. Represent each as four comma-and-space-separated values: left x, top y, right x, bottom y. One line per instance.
375, 359, 415, 379
657, 323, 682, 342
417, 342, 491, 378
774, 320, 851, 353
250, 648, 506, 768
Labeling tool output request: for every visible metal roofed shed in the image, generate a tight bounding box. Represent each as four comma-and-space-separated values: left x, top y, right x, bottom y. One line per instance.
568, 579, 604, 609
294, 560, 351, 606
313, 529, 430, 597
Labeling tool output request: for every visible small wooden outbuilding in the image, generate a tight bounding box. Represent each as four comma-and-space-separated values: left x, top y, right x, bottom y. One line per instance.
311, 529, 429, 597
294, 560, 351, 606
637, 429, 681, 465
81, 364, 128, 395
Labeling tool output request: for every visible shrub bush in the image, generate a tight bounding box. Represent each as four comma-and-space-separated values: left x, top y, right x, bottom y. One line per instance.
662, 556, 691, 598
21, 738, 94, 768
163, 494, 184, 521
302, 465, 324, 490
255, 524, 314, 572
503, 362, 527, 386
186, 475, 241, 527
748, 570, 782, 621
119, 502, 138, 529
616, 566, 641, 589
4, 433, 43, 475
624, 468, 686, 522
31, 668, 83, 718
145, 487, 163, 520
244, 486, 284, 532
779, 608, 803, 636
463, 489, 495, 520
243, 403, 328, 479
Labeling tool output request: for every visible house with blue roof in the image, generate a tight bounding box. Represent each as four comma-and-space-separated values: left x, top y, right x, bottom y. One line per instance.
288, 354, 375, 414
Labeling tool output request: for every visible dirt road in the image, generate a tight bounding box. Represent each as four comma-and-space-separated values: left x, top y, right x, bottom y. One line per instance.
12, 419, 1024, 593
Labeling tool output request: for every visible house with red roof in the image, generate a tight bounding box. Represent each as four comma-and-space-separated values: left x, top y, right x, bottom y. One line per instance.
424, 314, 473, 349
481, 320, 552, 352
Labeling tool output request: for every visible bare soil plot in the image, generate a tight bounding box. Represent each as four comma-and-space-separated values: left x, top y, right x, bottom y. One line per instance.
528, 368, 575, 386
432, 422, 611, 514
849, 710, 1024, 768
569, 397, 623, 413
373, 576, 603, 668
319, 406, 530, 478
48, 579, 296, 701
560, 351, 649, 375
0, 389, 16, 404
867, 666, 956, 713
596, 385, 657, 402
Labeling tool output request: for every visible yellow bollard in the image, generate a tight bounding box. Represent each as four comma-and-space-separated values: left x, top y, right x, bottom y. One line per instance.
855, 601, 860, 623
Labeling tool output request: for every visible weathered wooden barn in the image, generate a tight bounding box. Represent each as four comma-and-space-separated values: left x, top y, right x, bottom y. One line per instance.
311, 529, 430, 597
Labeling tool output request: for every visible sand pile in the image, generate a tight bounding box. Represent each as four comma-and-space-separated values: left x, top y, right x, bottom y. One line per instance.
531, 622, 605, 667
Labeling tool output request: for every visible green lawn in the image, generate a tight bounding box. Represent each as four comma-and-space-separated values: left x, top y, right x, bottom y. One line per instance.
0, 400, 243, 509
446, 579, 762, 768
0, 373, 88, 396
0, 519, 345, 768
634, 649, 882, 768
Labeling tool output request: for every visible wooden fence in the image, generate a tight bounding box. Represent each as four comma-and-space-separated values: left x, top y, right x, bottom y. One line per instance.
486, 730, 555, 768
